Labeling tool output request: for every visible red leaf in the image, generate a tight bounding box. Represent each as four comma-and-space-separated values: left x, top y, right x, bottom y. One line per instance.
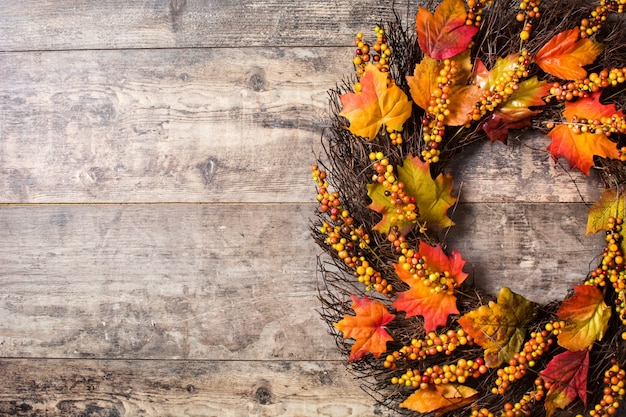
535, 28, 604, 80
480, 107, 539, 143
415, 0, 478, 60
339, 64, 412, 140
540, 349, 589, 417
334, 295, 395, 361
393, 242, 468, 332
547, 93, 621, 175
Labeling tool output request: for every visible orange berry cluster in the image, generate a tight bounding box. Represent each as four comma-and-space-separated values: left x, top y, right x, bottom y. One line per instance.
493, 386, 544, 417
547, 68, 626, 102
517, 0, 541, 41
491, 328, 554, 395
312, 165, 393, 294
352, 26, 390, 80
369, 152, 418, 225
469, 52, 531, 123
384, 329, 472, 370
389, 353, 487, 388
580, 0, 626, 38
421, 59, 458, 163
574, 363, 624, 417
465, 0, 494, 28
586, 217, 624, 287
397, 248, 458, 295
619, 146, 626, 162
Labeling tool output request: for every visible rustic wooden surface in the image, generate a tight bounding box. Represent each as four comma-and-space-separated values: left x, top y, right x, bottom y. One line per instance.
0, 1, 605, 416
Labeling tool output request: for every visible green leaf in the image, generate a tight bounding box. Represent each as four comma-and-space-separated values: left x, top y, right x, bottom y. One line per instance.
458, 287, 536, 367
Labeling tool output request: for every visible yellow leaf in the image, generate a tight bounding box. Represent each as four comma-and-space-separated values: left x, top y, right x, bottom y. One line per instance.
587, 188, 626, 235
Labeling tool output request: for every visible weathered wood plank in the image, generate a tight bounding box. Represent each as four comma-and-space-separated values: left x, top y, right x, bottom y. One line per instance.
0, 202, 599, 359
0, 0, 419, 52
0, 358, 391, 417
449, 132, 602, 204
447, 202, 605, 304
0, 203, 336, 360
0, 47, 344, 203
0, 48, 600, 204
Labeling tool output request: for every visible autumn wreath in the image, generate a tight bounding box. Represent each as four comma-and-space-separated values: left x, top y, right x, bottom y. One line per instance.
311, 1, 626, 416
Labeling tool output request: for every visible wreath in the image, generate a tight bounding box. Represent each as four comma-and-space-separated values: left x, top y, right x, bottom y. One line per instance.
311, 1, 626, 416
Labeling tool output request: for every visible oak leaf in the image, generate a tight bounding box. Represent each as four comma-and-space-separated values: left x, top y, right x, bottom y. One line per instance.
534, 28, 604, 80
339, 64, 412, 140
415, 0, 478, 60
393, 242, 468, 332
547, 93, 621, 175
556, 284, 610, 352
400, 383, 478, 415
458, 287, 535, 367
367, 155, 456, 235
540, 349, 589, 417
334, 295, 395, 361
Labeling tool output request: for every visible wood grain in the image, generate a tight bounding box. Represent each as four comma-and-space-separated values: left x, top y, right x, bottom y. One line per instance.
0, 0, 419, 52
0, 47, 346, 204
0, 358, 391, 417
0, 202, 599, 359
0, 47, 598, 204
0, 203, 335, 360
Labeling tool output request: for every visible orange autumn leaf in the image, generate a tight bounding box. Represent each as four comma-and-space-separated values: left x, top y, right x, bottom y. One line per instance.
400, 383, 478, 415
407, 55, 439, 112
339, 64, 412, 140
540, 349, 589, 417
547, 92, 621, 175
407, 51, 481, 126
534, 28, 604, 80
556, 284, 610, 352
415, 0, 478, 60
367, 155, 456, 235
334, 295, 395, 361
458, 287, 535, 367
393, 241, 468, 332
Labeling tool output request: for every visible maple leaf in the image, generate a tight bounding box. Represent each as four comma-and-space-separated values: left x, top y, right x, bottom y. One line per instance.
407, 51, 481, 126
556, 284, 610, 352
458, 287, 535, 367
415, 0, 478, 60
334, 295, 395, 361
587, 188, 626, 234
587, 188, 626, 252
393, 242, 468, 332
540, 349, 589, 417
547, 93, 621, 175
339, 64, 412, 140
400, 383, 478, 415
367, 155, 456, 235
480, 76, 550, 142
534, 28, 604, 80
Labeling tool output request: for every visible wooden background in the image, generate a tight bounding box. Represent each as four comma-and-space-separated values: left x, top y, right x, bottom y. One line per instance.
0, 1, 606, 416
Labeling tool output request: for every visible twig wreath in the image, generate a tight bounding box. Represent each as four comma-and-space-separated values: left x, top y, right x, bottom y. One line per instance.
311, 1, 626, 416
